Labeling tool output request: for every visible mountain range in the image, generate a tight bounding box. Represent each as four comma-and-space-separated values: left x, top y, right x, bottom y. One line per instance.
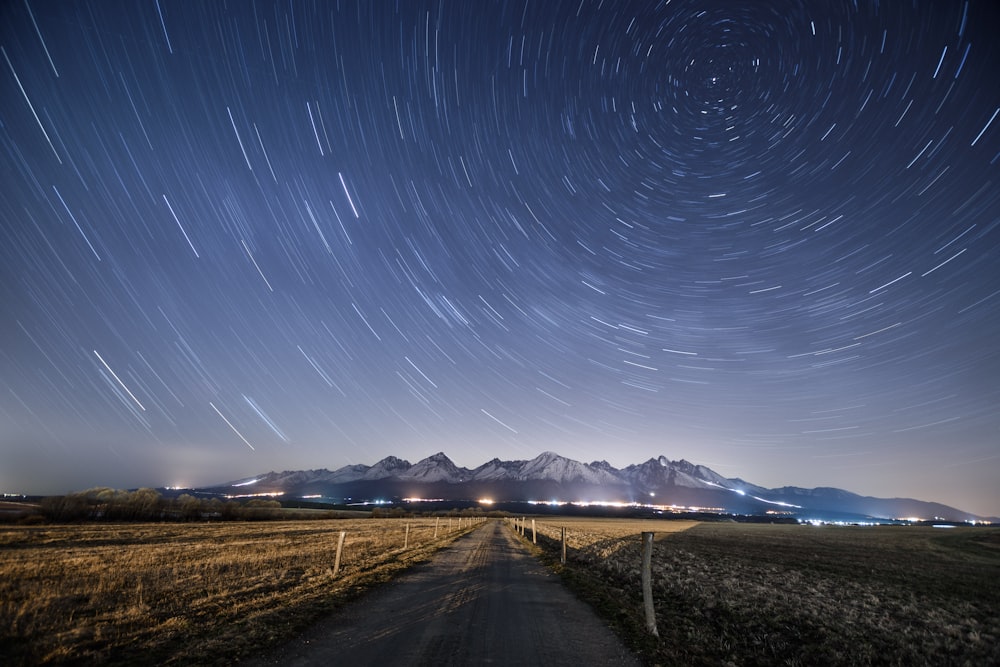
200, 451, 989, 522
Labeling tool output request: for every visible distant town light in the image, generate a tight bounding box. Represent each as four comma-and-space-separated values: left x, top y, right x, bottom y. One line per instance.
224, 491, 284, 499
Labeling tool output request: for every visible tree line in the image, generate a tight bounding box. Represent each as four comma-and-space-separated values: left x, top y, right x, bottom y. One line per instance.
12, 488, 510, 524
38, 487, 289, 522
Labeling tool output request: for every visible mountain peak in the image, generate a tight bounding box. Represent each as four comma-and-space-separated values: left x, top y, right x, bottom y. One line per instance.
403, 453, 466, 482
520, 451, 620, 485
363, 456, 412, 480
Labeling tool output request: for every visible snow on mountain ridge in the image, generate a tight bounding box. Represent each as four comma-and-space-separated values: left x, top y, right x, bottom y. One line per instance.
399, 452, 467, 482
228, 453, 793, 499
362, 456, 412, 480
514, 451, 619, 484
239, 452, 741, 489
470, 457, 526, 481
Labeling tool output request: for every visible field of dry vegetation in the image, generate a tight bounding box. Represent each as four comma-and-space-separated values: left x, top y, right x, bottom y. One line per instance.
0, 517, 484, 665
523, 517, 1000, 666
6, 513, 997, 666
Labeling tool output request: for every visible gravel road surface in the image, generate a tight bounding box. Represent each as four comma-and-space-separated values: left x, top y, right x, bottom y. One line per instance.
248, 520, 640, 666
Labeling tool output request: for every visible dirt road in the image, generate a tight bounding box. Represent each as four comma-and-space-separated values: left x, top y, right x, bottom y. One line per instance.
249, 520, 640, 666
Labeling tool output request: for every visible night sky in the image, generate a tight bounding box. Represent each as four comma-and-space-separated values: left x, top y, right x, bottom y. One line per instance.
1, 1, 998, 516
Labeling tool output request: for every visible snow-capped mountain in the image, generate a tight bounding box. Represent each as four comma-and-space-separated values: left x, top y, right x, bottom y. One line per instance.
469, 457, 525, 481
204, 451, 987, 522
362, 455, 411, 480
400, 452, 467, 482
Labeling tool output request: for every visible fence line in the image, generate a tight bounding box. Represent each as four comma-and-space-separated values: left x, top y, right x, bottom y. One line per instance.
329, 516, 487, 575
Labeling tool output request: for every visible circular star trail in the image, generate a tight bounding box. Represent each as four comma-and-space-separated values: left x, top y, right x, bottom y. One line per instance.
1, 1, 998, 515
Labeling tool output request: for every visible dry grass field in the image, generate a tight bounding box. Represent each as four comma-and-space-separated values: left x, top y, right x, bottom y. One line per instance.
526, 515, 700, 548
0, 517, 483, 665
6, 515, 996, 665
519, 518, 1000, 666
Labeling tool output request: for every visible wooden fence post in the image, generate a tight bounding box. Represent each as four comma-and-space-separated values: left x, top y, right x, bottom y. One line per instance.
531, 519, 536, 544
641, 531, 658, 636
434, 516, 439, 538
333, 530, 346, 577
404, 522, 410, 549
560, 526, 567, 564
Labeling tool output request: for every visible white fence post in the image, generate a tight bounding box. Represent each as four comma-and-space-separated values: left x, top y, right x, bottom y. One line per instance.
333, 530, 346, 577
531, 519, 536, 544
641, 531, 658, 636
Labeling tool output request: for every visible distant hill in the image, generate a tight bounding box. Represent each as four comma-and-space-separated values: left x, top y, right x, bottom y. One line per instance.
195, 451, 991, 523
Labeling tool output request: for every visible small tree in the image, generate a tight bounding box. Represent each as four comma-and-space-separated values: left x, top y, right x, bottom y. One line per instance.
176, 494, 201, 520
203, 497, 224, 519
130, 488, 162, 520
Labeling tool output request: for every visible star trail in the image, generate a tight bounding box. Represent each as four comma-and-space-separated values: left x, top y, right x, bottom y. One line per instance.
1, 1, 998, 516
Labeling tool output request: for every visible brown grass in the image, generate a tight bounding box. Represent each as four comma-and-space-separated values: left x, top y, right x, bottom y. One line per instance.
516, 518, 1000, 666
0, 517, 483, 665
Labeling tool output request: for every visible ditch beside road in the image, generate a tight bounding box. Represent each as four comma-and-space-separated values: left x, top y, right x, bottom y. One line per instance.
246, 520, 640, 666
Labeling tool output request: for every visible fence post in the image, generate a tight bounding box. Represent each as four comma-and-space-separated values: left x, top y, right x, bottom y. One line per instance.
404, 522, 410, 549
532, 519, 536, 544
641, 531, 658, 636
560, 526, 567, 564
434, 516, 439, 538
333, 530, 346, 577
